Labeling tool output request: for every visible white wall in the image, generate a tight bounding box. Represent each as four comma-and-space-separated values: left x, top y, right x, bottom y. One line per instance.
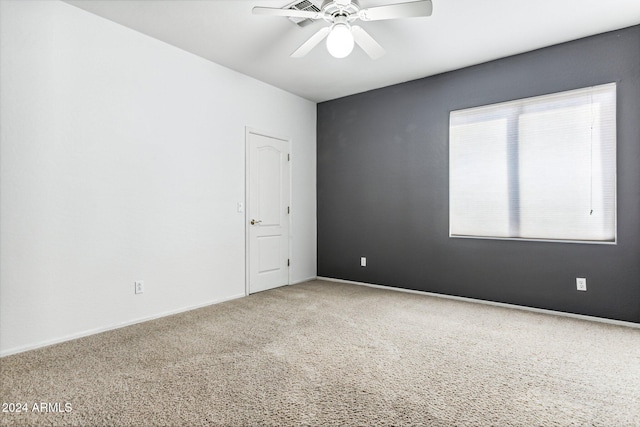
0, 0, 317, 356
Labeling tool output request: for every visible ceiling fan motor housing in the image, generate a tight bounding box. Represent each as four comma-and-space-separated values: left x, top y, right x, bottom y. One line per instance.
321, 0, 360, 22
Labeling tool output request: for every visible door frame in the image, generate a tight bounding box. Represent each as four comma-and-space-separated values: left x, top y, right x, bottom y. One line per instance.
244, 126, 292, 296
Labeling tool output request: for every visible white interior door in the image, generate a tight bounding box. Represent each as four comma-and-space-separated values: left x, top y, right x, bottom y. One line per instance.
246, 128, 290, 294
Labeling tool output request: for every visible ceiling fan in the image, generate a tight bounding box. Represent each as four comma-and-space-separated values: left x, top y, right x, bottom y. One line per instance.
253, 0, 433, 59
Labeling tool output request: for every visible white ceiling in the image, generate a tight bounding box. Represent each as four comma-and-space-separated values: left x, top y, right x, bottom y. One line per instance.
64, 0, 640, 103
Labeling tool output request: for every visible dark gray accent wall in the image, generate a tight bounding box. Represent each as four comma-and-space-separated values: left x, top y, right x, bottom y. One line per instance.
317, 25, 640, 323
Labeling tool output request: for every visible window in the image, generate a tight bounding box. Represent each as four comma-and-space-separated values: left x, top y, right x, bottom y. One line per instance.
449, 83, 616, 243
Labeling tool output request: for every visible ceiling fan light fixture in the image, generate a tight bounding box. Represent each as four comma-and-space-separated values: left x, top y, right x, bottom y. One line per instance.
326, 22, 354, 58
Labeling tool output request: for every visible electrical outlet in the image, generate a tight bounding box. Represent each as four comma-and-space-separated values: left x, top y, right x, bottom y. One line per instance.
576, 278, 587, 291
134, 280, 144, 294
360, 257, 366, 267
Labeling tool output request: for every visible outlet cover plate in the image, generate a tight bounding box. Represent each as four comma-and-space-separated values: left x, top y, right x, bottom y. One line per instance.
135, 280, 144, 294
576, 277, 587, 291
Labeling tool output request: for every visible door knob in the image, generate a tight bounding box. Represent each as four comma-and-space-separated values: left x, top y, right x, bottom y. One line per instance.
251, 219, 262, 225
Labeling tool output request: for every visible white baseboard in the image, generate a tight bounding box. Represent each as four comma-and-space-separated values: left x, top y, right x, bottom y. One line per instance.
317, 276, 640, 330
290, 276, 318, 285
6, 277, 636, 358
0, 293, 246, 358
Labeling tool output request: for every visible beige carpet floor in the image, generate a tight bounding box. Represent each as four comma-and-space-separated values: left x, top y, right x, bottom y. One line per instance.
1, 280, 639, 426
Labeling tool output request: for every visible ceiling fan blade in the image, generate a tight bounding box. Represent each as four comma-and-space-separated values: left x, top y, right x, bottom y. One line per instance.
252, 6, 322, 20
351, 26, 385, 59
358, 0, 433, 21
291, 27, 331, 58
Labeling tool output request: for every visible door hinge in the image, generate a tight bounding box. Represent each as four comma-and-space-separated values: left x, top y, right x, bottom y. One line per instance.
287, 206, 290, 214
287, 259, 290, 267
288, 153, 290, 161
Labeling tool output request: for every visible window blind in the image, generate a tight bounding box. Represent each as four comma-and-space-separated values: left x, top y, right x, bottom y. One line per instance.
449, 83, 616, 243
